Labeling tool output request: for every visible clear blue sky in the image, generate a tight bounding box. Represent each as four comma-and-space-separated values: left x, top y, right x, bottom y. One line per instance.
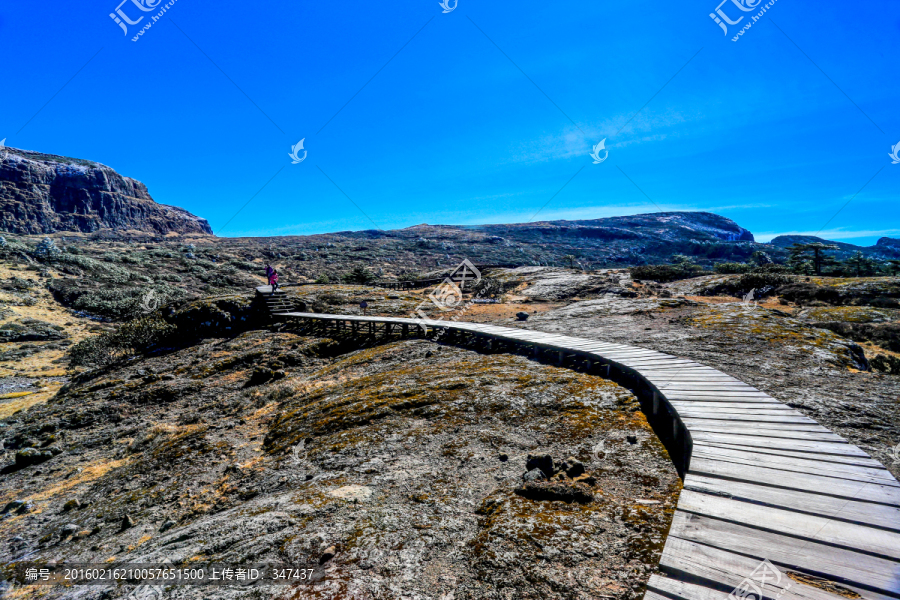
2, 0, 898, 244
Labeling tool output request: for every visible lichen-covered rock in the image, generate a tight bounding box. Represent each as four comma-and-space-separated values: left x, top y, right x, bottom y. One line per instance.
14, 447, 54, 467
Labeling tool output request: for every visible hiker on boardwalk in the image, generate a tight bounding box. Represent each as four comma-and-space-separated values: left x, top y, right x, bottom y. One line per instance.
268, 268, 279, 293
265, 263, 274, 281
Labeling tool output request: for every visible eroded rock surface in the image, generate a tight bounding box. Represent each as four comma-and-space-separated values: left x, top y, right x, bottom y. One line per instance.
0, 332, 679, 599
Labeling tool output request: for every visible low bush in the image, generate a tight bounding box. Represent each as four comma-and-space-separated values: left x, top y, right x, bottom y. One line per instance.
700, 271, 794, 298
68, 316, 177, 368
629, 264, 710, 283
714, 262, 752, 275
49, 279, 185, 320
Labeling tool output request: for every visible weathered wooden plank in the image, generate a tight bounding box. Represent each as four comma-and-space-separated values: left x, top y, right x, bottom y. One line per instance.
685, 474, 900, 531
681, 422, 838, 438
688, 457, 900, 505
678, 489, 900, 560
688, 433, 868, 457
677, 413, 814, 424
669, 511, 900, 595
653, 542, 851, 600
663, 389, 774, 395
671, 403, 795, 412
690, 446, 897, 485
646, 575, 729, 600
692, 441, 883, 469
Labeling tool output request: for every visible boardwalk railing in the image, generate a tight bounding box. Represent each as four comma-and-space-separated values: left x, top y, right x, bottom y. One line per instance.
256, 287, 900, 600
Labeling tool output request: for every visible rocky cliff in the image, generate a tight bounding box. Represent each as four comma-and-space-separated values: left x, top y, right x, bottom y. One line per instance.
0, 147, 212, 236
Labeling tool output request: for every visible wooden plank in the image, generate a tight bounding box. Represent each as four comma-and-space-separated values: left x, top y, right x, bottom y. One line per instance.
685, 474, 900, 531
670, 403, 796, 412
681, 422, 839, 438
678, 413, 814, 424
688, 456, 900, 505
662, 389, 774, 396
668, 511, 900, 595
688, 433, 868, 458
666, 397, 782, 405
653, 544, 849, 600
690, 446, 897, 485
692, 441, 883, 468
678, 489, 900, 560
646, 575, 728, 600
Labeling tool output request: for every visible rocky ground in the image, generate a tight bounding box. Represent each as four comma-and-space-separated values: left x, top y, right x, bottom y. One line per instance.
0, 329, 678, 600
1, 262, 898, 599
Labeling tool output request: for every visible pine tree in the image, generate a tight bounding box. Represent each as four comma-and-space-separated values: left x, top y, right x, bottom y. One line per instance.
32, 237, 61, 260
885, 260, 900, 276
845, 251, 877, 277
787, 243, 838, 275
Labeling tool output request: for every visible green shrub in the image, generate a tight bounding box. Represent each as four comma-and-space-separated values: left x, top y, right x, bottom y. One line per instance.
630, 264, 708, 283
32, 237, 62, 260
714, 262, 752, 275
341, 266, 376, 284
49, 279, 184, 320
68, 316, 177, 368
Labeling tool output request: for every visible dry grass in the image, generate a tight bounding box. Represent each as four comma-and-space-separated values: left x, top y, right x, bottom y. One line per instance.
26, 457, 131, 503
0, 382, 63, 420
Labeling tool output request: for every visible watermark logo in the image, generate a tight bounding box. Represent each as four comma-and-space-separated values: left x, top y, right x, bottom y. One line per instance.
140, 290, 160, 314
727, 559, 791, 600
428, 279, 465, 312
439, 0, 458, 13
591, 440, 608, 461
112, 0, 181, 42
289, 139, 307, 164
891, 442, 900, 464
110, 0, 161, 35
291, 440, 317, 475
409, 259, 481, 332
590, 139, 608, 164
127, 558, 170, 600
889, 142, 900, 165
742, 288, 757, 308
711, 0, 774, 41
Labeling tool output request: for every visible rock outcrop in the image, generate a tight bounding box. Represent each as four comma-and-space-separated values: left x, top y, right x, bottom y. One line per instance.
480, 211, 755, 243
0, 147, 212, 235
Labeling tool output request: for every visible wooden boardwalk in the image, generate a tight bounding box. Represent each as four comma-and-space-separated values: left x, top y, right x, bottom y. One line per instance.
257, 288, 900, 599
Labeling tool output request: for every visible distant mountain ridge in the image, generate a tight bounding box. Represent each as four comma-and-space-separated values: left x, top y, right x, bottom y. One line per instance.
0, 146, 212, 236
770, 235, 900, 258
477, 212, 754, 243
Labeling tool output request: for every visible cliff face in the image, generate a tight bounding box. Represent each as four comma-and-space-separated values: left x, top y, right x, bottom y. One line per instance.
0, 147, 212, 235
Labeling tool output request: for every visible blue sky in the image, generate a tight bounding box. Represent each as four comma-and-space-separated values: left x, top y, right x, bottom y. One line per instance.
2, 0, 898, 244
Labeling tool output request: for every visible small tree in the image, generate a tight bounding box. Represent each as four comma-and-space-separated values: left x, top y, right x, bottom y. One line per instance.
885, 260, 900, 276
844, 251, 877, 277
32, 237, 61, 260
787, 242, 838, 275
562, 255, 577, 269
342, 266, 376, 285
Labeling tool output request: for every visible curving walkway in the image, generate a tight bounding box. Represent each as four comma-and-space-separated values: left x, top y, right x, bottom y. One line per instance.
257, 287, 900, 599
